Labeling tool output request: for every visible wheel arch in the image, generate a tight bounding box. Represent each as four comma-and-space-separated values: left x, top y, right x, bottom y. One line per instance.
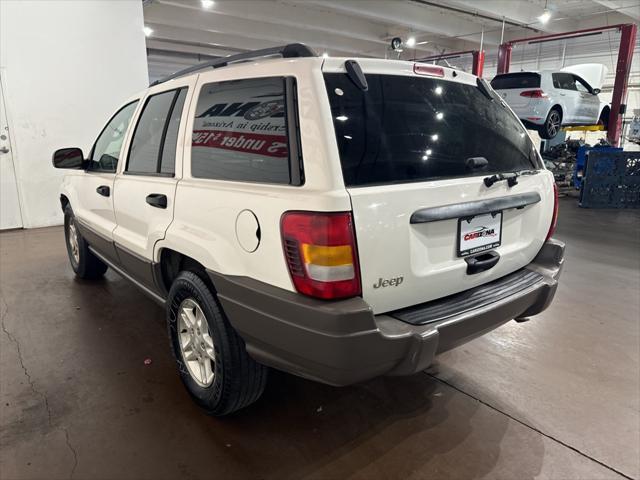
550, 104, 563, 121
599, 105, 611, 128
158, 247, 216, 294
60, 194, 70, 212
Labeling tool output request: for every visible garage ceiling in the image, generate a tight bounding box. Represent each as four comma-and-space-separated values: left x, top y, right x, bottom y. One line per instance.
143, 0, 639, 80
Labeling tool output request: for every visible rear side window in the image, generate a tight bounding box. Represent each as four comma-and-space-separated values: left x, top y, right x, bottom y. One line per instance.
490, 73, 540, 90
191, 77, 292, 184
552, 73, 577, 91
127, 88, 187, 175
324, 73, 537, 187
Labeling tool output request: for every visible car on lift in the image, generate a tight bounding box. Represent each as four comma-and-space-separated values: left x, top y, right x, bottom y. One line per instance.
491, 69, 610, 139
52, 44, 564, 415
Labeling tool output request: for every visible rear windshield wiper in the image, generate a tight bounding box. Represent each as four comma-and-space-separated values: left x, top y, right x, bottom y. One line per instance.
484, 172, 519, 188
483, 169, 540, 188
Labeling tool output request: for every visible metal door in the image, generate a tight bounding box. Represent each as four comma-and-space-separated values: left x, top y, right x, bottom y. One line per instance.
0, 71, 23, 230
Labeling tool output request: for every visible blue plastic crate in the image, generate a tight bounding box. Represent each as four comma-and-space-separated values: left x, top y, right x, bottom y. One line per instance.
579, 150, 640, 208
573, 145, 622, 189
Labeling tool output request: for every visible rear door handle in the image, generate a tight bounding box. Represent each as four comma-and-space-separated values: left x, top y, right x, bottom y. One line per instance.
96, 185, 110, 197
465, 251, 500, 275
146, 193, 167, 209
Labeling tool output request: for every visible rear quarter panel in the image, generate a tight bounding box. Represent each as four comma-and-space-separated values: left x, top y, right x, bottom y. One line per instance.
158, 58, 351, 292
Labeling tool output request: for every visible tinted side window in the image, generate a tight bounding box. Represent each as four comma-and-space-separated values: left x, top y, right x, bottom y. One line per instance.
552, 73, 577, 91
160, 89, 187, 174
191, 77, 290, 184
89, 101, 139, 172
127, 88, 186, 175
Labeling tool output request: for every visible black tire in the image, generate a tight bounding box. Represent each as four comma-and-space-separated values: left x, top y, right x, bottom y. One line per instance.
166, 271, 267, 416
64, 206, 108, 279
539, 107, 562, 139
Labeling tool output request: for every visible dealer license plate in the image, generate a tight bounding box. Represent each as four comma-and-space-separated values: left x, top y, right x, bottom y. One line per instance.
458, 212, 502, 257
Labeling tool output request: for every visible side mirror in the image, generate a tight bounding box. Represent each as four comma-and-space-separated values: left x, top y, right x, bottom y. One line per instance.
592, 88, 601, 95
52, 148, 85, 169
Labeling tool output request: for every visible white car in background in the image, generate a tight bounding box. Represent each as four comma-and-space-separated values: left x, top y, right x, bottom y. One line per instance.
491, 65, 610, 139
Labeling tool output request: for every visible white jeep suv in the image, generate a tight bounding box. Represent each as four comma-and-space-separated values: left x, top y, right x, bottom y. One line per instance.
491, 70, 609, 139
53, 44, 564, 415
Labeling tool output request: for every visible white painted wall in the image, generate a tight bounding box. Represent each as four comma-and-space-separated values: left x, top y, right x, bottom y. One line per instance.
0, 0, 149, 228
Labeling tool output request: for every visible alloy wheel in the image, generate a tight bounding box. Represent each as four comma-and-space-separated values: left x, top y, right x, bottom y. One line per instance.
547, 111, 561, 137
177, 298, 216, 387
68, 220, 80, 264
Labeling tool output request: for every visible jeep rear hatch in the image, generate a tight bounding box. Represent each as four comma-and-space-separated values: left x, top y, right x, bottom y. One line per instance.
322, 59, 556, 314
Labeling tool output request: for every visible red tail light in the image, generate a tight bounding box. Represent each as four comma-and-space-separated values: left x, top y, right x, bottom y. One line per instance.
520, 89, 548, 98
281, 211, 361, 300
546, 183, 559, 241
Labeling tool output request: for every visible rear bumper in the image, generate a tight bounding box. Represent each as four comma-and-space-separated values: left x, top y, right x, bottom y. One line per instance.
209, 239, 565, 386
509, 101, 551, 127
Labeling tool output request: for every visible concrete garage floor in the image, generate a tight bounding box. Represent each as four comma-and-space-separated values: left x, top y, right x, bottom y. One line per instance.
1, 198, 638, 480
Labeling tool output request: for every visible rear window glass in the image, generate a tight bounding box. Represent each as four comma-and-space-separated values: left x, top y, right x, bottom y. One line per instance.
490, 73, 541, 90
191, 77, 291, 184
324, 73, 537, 187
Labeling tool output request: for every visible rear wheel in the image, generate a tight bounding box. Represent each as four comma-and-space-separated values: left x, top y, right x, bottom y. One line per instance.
64, 206, 108, 279
539, 108, 562, 139
167, 271, 267, 416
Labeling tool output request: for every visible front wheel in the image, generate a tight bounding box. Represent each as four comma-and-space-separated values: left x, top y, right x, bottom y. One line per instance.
539, 108, 562, 139
167, 271, 267, 416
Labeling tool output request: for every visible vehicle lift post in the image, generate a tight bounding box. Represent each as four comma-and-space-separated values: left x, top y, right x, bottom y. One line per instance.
414, 50, 485, 77
497, 23, 637, 147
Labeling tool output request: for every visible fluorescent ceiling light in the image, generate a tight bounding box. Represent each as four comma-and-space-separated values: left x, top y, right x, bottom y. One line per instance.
143, 26, 153, 37
538, 8, 551, 24
201, 0, 215, 8
406, 37, 416, 47
336, 115, 348, 122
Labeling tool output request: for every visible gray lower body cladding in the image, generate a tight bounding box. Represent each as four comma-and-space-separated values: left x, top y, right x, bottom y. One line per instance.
209, 239, 565, 386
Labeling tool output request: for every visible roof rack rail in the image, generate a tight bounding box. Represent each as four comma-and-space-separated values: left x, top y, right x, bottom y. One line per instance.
150, 43, 317, 86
